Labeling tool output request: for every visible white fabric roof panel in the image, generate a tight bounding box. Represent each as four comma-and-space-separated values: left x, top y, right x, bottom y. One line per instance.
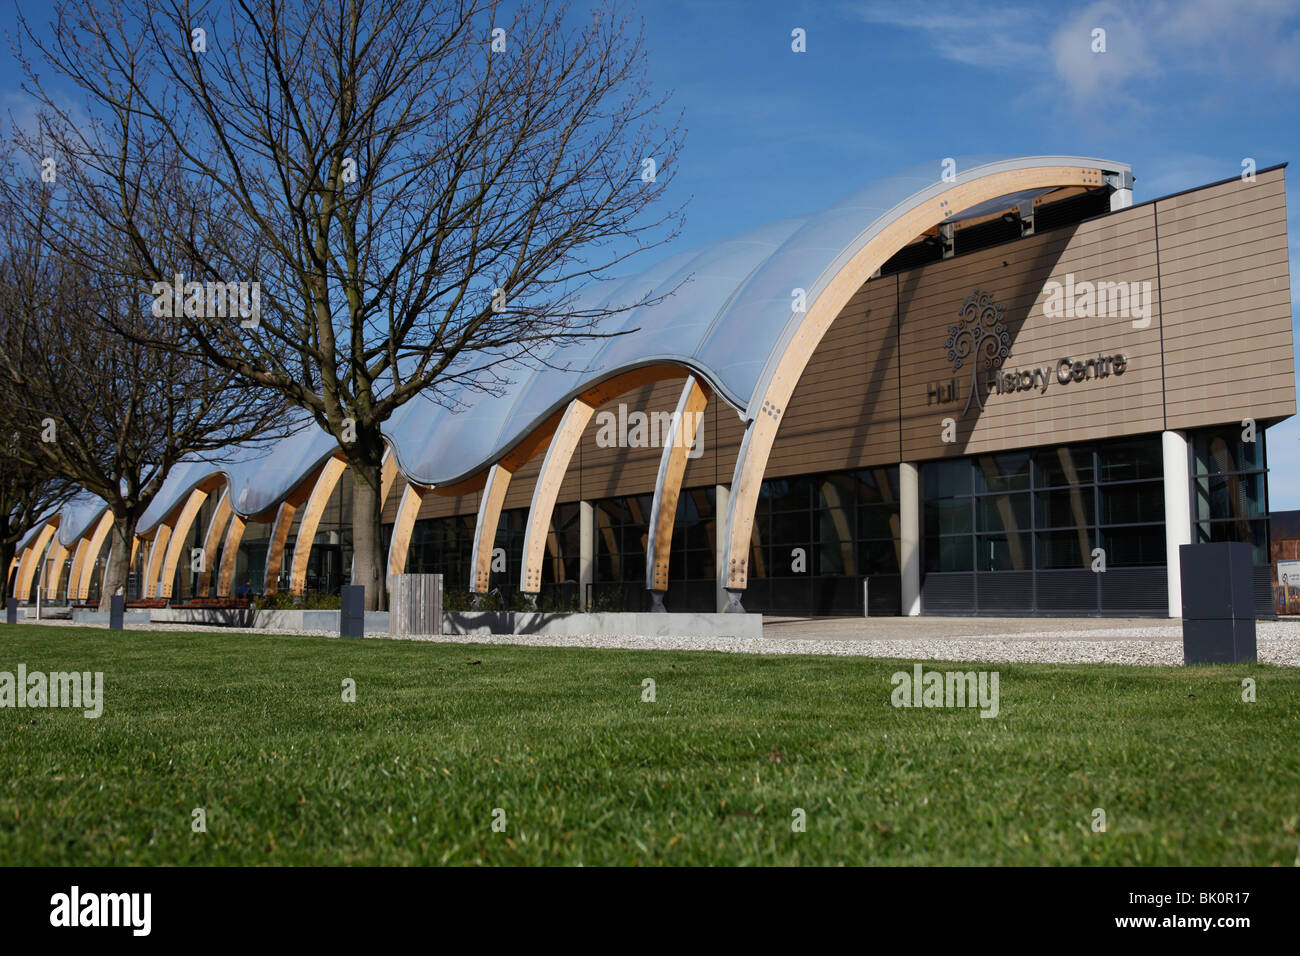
31, 155, 1131, 544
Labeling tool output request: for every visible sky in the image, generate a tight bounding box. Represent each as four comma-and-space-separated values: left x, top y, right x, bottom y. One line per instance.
2, 0, 1298, 503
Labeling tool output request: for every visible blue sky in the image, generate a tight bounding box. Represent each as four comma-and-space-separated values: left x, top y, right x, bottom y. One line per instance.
3, 0, 1299, 502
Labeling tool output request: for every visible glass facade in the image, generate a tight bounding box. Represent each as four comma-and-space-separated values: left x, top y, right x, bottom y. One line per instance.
373, 428, 1272, 617
1192, 425, 1269, 563
406, 503, 580, 606
921, 435, 1168, 614
592, 467, 902, 615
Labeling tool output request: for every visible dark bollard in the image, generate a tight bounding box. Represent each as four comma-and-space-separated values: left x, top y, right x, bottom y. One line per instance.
1179, 542, 1256, 664
109, 594, 125, 631
341, 585, 365, 638
5, 598, 17, 624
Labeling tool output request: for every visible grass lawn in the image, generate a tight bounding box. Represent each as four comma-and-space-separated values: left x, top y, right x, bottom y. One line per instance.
0, 624, 1297, 865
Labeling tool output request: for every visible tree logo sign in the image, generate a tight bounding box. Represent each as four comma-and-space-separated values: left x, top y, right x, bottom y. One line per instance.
945, 288, 1011, 417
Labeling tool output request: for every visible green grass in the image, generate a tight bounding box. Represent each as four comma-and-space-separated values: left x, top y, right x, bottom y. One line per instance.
0, 624, 1297, 865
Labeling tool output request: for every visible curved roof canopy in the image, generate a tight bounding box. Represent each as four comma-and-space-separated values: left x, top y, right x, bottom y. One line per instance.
26, 154, 1129, 543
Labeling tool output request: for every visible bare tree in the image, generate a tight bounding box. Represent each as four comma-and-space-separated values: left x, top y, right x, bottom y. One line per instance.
0, 173, 296, 610
14, 0, 683, 609
0, 448, 75, 607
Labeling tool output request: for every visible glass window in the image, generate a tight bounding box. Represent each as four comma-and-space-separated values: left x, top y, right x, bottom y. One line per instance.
770, 510, 811, 545
925, 535, 973, 572
976, 493, 1031, 534
924, 459, 972, 499
818, 473, 857, 511
815, 535, 853, 576
975, 452, 1031, 493
1034, 487, 1096, 529
1193, 427, 1264, 475
1099, 481, 1163, 526
855, 467, 900, 505
1097, 438, 1162, 483
1033, 446, 1094, 487
859, 537, 900, 575
976, 532, 1032, 571
924, 498, 972, 537
859, 503, 899, 540
1193, 473, 1264, 522
1195, 519, 1268, 564
1099, 524, 1166, 567
761, 476, 814, 512
1035, 529, 1095, 569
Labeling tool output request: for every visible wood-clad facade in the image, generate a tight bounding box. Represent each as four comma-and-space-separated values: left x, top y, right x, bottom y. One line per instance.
383, 166, 1293, 617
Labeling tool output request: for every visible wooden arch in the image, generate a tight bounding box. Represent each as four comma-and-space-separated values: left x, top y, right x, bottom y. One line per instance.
718, 165, 1108, 604
644, 376, 711, 599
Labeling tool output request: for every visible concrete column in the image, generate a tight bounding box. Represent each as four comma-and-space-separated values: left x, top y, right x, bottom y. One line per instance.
900, 462, 921, 616
1162, 430, 1192, 618
579, 500, 594, 610
715, 484, 730, 613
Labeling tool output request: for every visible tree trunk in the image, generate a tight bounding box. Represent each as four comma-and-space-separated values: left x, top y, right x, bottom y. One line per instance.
1, 541, 14, 607
97, 514, 134, 612
350, 462, 386, 611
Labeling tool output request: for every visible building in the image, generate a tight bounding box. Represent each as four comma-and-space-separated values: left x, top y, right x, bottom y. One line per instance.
9, 156, 1296, 618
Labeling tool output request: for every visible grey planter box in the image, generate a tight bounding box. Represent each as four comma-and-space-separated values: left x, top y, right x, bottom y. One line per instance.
1179, 542, 1257, 664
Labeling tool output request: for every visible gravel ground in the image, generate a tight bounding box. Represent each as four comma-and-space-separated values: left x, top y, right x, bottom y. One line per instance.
19, 617, 1300, 666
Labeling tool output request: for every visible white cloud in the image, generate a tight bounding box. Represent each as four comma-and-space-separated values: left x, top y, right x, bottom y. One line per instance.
848, 0, 1300, 106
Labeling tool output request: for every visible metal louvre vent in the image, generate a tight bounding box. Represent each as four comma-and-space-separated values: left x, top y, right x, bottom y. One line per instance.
1034, 569, 1099, 613
1033, 188, 1111, 233
975, 571, 1034, 612
1254, 565, 1277, 620
1099, 567, 1168, 614
921, 572, 975, 613
953, 217, 1022, 257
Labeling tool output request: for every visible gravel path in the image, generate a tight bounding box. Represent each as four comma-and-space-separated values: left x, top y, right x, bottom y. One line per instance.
20, 617, 1300, 666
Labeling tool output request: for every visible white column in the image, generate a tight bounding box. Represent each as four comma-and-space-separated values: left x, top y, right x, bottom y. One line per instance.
1162, 430, 1192, 618
579, 500, 594, 610
900, 462, 921, 616
715, 484, 730, 613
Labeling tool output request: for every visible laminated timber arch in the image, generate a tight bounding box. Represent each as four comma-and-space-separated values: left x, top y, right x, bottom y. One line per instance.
261, 462, 331, 595
143, 524, 173, 599
65, 538, 90, 602
644, 375, 711, 604
520, 399, 595, 593
16, 522, 58, 602
386, 482, 428, 586
380, 449, 399, 511
75, 510, 115, 601
719, 163, 1109, 604
158, 484, 218, 599
43, 540, 70, 600
290, 456, 349, 595
470, 464, 514, 593
195, 488, 232, 597
518, 365, 689, 595
216, 514, 248, 597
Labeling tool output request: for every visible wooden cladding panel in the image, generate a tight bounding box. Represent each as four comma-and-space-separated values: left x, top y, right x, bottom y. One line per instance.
765, 276, 900, 478
900, 202, 1165, 460
1159, 169, 1295, 429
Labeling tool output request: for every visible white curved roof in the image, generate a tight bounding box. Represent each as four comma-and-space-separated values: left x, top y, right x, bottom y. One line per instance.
32, 154, 1130, 543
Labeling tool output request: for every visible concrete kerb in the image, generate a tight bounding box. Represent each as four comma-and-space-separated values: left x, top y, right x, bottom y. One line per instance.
140, 607, 763, 639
